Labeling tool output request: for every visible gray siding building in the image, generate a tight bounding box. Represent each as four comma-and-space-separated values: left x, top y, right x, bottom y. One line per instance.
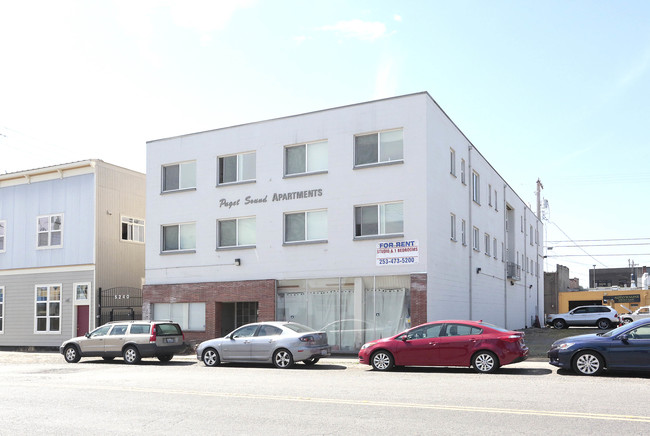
0, 160, 145, 347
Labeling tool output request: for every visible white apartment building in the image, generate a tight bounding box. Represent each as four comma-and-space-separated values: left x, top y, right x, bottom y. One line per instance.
144, 92, 543, 352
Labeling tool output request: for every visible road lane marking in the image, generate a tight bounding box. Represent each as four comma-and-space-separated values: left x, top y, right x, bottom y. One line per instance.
9, 383, 650, 423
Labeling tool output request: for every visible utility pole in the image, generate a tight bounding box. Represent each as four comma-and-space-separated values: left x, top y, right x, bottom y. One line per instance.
536, 179, 544, 219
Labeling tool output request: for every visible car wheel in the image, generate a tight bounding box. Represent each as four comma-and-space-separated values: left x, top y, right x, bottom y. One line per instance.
123, 345, 141, 364
202, 348, 220, 367
371, 350, 394, 371
573, 351, 604, 376
102, 356, 115, 361
622, 318, 633, 324
273, 349, 294, 369
553, 319, 567, 329
63, 345, 81, 363
597, 319, 611, 329
157, 355, 173, 362
472, 351, 499, 374
303, 357, 320, 366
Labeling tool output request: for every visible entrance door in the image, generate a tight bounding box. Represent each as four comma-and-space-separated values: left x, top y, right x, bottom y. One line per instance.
76, 306, 89, 337
221, 302, 258, 336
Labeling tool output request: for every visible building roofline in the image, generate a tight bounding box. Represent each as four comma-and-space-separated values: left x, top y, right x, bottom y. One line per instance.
0, 159, 143, 182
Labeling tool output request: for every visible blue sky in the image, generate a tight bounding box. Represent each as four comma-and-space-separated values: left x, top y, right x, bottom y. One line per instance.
1, 1, 649, 285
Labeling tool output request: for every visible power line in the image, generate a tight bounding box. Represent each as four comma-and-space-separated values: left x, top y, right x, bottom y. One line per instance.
547, 221, 608, 268
547, 238, 650, 243
550, 243, 650, 248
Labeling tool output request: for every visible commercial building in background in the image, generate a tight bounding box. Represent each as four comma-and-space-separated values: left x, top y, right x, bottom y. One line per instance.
144, 92, 544, 352
0, 160, 145, 348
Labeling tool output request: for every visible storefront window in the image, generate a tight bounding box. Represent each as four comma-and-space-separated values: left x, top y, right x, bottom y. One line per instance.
276, 275, 410, 353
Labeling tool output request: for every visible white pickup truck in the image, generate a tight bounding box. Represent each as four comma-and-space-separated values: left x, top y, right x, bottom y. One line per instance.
619, 306, 650, 324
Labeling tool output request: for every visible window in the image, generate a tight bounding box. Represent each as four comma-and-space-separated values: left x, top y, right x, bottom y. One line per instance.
530, 225, 534, 245
472, 227, 480, 251
162, 161, 196, 192
121, 217, 145, 243
461, 220, 467, 246
285, 210, 327, 243
162, 223, 196, 252
450, 148, 456, 176
285, 141, 327, 176
35, 284, 61, 333
494, 190, 498, 211
0, 220, 5, 252
37, 214, 63, 248
0, 286, 3, 333
484, 233, 490, 256
472, 172, 480, 204
493, 238, 498, 259
521, 216, 524, 232
502, 242, 505, 262
530, 259, 534, 274
536, 228, 539, 245
74, 283, 89, 302
218, 217, 256, 248
355, 202, 403, 237
450, 214, 457, 241
354, 129, 403, 167
153, 303, 206, 331
460, 159, 466, 184
218, 152, 256, 184
488, 184, 492, 206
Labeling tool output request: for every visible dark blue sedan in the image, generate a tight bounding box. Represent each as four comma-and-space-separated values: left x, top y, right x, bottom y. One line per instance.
548, 318, 650, 376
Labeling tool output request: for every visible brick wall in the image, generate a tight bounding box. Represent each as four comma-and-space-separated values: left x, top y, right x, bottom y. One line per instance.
410, 273, 427, 326
143, 279, 276, 342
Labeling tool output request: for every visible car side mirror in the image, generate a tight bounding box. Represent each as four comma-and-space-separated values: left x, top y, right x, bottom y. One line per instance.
620, 334, 629, 343
401, 335, 408, 342
85, 333, 90, 338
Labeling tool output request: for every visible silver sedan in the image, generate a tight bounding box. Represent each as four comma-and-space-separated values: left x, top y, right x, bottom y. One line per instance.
196, 322, 331, 368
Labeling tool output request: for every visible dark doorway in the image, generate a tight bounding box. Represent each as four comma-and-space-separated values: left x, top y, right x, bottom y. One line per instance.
221, 302, 258, 335
99, 287, 142, 326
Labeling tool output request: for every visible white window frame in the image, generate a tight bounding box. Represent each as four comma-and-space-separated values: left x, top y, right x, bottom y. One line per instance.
495, 190, 498, 212
354, 201, 404, 238
0, 220, 5, 253
153, 302, 206, 331
484, 233, 490, 256
218, 152, 256, 185
121, 216, 145, 243
161, 222, 196, 253
461, 219, 467, 246
493, 238, 498, 259
450, 148, 456, 176
284, 209, 328, 244
161, 160, 196, 193
73, 282, 90, 305
36, 214, 63, 249
460, 159, 466, 185
284, 140, 328, 176
472, 227, 480, 251
217, 216, 256, 248
354, 129, 404, 168
472, 171, 480, 204
488, 184, 492, 206
530, 225, 534, 245
0, 285, 4, 333
450, 213, 457, 241
34, 284, 61, 334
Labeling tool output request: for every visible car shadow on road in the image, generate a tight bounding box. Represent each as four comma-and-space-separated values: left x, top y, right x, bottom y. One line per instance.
376, 366, 552, 376
556, 368, 650, 379
201, 362, 348, 370
80, 359, 196, 366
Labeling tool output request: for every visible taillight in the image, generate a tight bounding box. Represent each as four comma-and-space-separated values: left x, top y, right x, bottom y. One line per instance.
149, 324, 157, 343
501, 334, 523, 343
299, 335, 315, 344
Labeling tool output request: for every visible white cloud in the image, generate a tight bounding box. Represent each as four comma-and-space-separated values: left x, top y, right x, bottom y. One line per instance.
394, 15, 402, 22
320, 19, 387, 41
168, 0, 255, 33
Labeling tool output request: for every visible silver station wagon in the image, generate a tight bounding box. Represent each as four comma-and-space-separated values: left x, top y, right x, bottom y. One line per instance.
60, 320, 186, 364
197, 321, 330, 368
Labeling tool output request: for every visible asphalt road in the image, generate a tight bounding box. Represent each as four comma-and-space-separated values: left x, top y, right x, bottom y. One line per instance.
1, 351, 649, 436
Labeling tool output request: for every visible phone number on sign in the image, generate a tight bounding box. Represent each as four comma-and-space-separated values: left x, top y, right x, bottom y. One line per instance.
378, 257, 417, 265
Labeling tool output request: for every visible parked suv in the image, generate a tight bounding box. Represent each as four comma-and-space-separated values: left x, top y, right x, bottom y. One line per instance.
60, 320, 185, 364
545, 305, 618, 329
620, 306, 650, 324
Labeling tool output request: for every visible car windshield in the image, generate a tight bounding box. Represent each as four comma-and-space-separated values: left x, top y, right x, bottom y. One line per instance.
283, 323, 315, 333
478, 322, 510, 332
600, 323, 630, 338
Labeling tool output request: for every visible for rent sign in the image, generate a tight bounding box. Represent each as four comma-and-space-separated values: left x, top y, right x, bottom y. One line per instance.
376, 240, 419, 266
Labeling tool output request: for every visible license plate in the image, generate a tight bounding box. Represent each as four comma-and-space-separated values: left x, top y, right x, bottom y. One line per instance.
165, 338, 175, 343
321, 349, 327, 356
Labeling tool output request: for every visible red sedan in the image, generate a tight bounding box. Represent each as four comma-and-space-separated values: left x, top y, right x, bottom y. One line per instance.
358, 320, 528, 373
